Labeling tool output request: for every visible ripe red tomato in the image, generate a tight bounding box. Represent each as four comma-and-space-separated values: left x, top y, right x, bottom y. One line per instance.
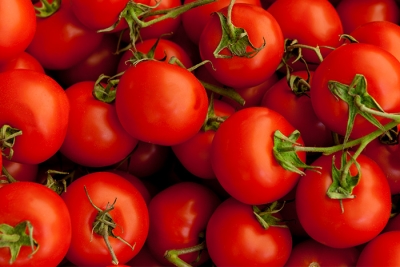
0, 182, 72, 267
0, 0, 36, 63
206, 197, 292, 266
267, 0, 344, 64
310, 43, 400, 140
296, 152, 392, 248
146, 181, 221, 266
211, 106, 306, 205
0, 52, 44, 73
356, 231, 400, 266
0, 69, 70, 164
61, 171, 149, 266
336, 0, 400, 34
59, 81, 138, 167
2, 157, 38, 182
115, 60, 209, 146
199, 3, 284, 89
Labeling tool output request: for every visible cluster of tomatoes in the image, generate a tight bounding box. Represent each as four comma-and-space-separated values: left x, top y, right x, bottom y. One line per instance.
2, 0, 400, 266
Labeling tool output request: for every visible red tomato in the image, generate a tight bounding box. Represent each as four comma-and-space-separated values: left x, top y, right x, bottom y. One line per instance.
117, 38, 193, 73
0, 52, 44, 73
199, 3, 284, 89
172, 99, 236, 179
0, 69, 69, 164
61, 171, 149, 266
126, 244, 163, 266
146, 181, 221, 266
284, 238, 361, 266
336, 0, 400, 34
27, 0, 104, 70
2, 157, 38, 182
182, 0, 262, 45
211, 106, 306, 205
349, 20, 400, 62
59, 81, 138, 167
356, 231, 400, 266
310, 43, 400, 140
261, 71, 334, 148
206, 197, 292, 266
0, 182, 71, 266
296, 152, 392, 248
267, 0, 343, 64
115, 61, 209, 146
0, 0, 36, 63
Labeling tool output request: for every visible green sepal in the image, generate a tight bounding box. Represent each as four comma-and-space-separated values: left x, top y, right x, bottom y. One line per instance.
273, 130, 319, 175
328, 74, 387, 144
213, 12, 265, 59
202, 94, 227, 132
0, 221, 39, 264
34, 0, 61, 18
252, 202, 287, 230
0, 125, 23, 160
93, 74, 123, 103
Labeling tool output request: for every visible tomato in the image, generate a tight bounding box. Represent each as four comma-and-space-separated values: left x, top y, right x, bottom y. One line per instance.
115, 60, 209, 146
126, 244, 163, 266
59, 81, 138, 168
356, 231, 400, 266
61, 171, 149, 266
117, 38, 193, 73
211, 106, 306, 205
199, 3, 284, 89
296, 152, 392, 248
172, 99, 236, 179
206, 197, 292, 266
267, 0, 343, 64
349, 20, 400, 62
310, 43, 400, 140
2, 157, 38, 182
0, 69, 69, 165
0, 182, 71, 266
146, 181, 221, 266
27, 0, 104, 70
284, 238, 361, 266
181, 0, 262, 45
336, 0, 400, 34
0, 0, 36, 63
0, 52, 44, 73
261, 71, 334, 148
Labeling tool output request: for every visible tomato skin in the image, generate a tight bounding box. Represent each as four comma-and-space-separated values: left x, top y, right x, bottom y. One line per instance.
284, 238, 361, 267
0, 182, 72, 267
336, 0, 400, 34
27, 0, 104, 70
211, 106, 306, 205
296, 152, 392, 248
0, 69, 70, 164
59, 81, 138, 168
199, 3, 284, 89
310, 43, 400, 139
356, 231, 400, 266
206, 197, 292, 266
0, 52, 44, 73
0, 0, 36, 63
2, 157, 38, 182
61, 171, 149, 266
115, 61, 208, 146
267, 0, 343, 64
146, 181, 221, 266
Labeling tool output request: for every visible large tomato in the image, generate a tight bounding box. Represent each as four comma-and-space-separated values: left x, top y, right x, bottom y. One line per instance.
310, 43, 400, 140
206, 197, 292, 266
211, 106, 306, 205
0, 182, 71, 266
296, 152, 392, 248
61, 171, 149, 266
115, 60, 209, 146
0, 0, 36, 63
199, 3, 284, 89
0, 69, 70, 164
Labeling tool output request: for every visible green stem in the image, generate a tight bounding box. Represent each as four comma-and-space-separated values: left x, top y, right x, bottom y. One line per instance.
226, 0, 236, 39
1, 166, 17, 183
164, 241, 206, 267
200, 81, 245, 106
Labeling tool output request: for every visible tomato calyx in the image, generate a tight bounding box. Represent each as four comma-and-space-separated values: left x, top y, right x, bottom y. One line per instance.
164, 240, 206, 267
84, 186, 136, 266
0, 125, 23, 160
212, 0, 265, 59
34, 0, 62, 18
93, 74, 122, 103
253, 202, 287, 230
286, 73, 311, 96
0, 221, 40, 264
43, 170, 74, 195
379, 126, 399, 145
202, 94, 227, 132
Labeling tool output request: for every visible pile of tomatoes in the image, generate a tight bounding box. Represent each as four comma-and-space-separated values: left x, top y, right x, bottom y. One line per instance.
2, 0, 400, 266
